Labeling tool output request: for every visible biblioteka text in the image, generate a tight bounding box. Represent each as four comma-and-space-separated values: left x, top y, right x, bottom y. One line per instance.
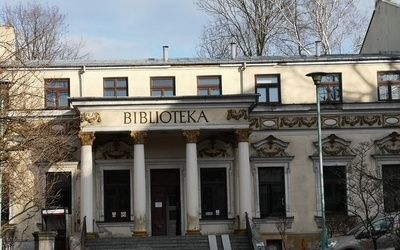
123, 110, 209, 124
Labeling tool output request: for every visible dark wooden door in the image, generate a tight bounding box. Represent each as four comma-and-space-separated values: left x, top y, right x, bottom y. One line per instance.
151, 169, 180, 236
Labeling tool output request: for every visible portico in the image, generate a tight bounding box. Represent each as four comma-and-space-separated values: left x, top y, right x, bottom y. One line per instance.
70, 94, 258, 237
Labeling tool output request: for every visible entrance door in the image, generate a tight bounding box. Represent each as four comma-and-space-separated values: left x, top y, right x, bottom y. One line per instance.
151, 169, 180, 236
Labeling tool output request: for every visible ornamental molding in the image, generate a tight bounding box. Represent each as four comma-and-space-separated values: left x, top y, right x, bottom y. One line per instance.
313, 134, 351, 156
252, 135, 290, 157
251, 114, 400, 130
235, 128, 252, 142
96, 138, 132, 160
78, 132, 95, 146
80, 112, 101, 126
130, 131, 148, 144
182, 130, 200, 143
375, 132, 400, 155
198, 138, 231, 157
227, 109, 248, 121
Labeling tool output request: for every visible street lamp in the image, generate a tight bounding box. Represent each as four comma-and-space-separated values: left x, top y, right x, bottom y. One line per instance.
0, 79, 10, 250
306, 72, 328, 250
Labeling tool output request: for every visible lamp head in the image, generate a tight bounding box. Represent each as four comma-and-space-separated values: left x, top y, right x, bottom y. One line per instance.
306, 72, 327, 85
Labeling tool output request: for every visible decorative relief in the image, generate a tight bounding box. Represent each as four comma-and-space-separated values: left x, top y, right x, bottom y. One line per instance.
383, 115, 400, 127
101, 139, 132, 159
375, 132, 400, 154
280, 117, 317, 128
314, 134, 351, 156
78, 132, 95, 146
341, 115, 381, 127
261, 117, 279, 130
130, 131, 147, 144
252, 135, 289, 157
227, 109, 248, 121
235, 128, 252, 142
198, 138, 231, 157
249, 117, 260, 128
182, 130, 200, 143
80, 112, 101, 125
322, 116, 339, 128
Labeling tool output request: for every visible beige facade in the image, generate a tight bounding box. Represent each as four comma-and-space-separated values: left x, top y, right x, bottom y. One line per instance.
1, 52, 398, 249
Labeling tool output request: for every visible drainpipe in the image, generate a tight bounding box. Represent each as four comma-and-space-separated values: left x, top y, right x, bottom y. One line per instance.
240, 62, 246, 94
79, 66, 86, 97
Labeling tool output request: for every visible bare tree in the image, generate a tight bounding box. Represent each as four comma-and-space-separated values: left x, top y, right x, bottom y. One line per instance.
196, 0, 370, 57
0, 1, 88, 61
0, 27, 79, 248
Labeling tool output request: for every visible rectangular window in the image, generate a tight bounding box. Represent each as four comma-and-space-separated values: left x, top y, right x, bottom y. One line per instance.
256, 75, 280, 103
198, 76, 221, 95
324, 166, 347, 215
151, 77, 175, 96
104, 78, 128, 97
45, 79, 69, 109
259, 167, 285, 217
46, 172, 72, 214
382, 164, 400, 212
318, 73, 342, 102
378, 72, 400, 101
104, 170, 131, 222
200, 168, 227, 219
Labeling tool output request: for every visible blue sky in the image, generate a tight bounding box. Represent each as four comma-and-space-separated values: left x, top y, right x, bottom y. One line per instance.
3, 0, 377, 60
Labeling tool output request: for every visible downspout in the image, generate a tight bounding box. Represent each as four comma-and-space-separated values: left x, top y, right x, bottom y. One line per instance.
240, 62, 246, 94
79, 66, 86, 97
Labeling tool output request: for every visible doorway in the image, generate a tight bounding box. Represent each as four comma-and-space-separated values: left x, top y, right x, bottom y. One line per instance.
151, 169, 181, 236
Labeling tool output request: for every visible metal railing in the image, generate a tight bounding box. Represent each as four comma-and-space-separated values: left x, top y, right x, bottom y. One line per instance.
80, 216, 87, 250
245, 212, 266, 250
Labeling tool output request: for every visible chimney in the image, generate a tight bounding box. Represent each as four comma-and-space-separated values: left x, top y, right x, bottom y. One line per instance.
0, 26, 16, 60
163, 46, 169, 61
315, 41, 321, 57
231, 42, 237, 59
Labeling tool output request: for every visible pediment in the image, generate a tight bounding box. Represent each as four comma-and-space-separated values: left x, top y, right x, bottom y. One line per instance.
375, 132, 400, 154
252, 135, 290, 157
313, 134, 351, 156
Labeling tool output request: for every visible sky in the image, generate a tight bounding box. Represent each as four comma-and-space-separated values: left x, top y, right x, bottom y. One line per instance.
2, 0, 379, 60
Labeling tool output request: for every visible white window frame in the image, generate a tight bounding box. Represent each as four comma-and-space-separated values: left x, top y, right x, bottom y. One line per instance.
251, 157, 293, 218
311, 156, 353, 217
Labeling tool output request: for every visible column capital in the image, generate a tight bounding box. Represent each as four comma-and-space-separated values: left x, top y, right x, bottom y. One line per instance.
182, 130, 200, 143
235, 128, 252, 142
78, 132, 95, 146
130, 131, 148, 144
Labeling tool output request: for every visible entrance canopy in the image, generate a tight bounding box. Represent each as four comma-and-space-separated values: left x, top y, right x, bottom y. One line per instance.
69, 94, 258, 132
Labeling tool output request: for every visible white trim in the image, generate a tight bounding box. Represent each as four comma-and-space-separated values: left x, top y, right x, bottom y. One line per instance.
251, 157, 294, 218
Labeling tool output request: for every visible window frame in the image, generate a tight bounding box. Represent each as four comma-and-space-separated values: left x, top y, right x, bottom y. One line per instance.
150, 77, 175, 97
377, 71, 400, 101
252, 157, 293, 218
45, 78, 70, 109
103, 77, 128, 97
200, 168, 228, 219
197, 76, 221, 96
255, 74, 281, 104
311, 156, 353, 218
318, 73, 342, 103
323, 165, 347, 215
374, 157, 400, 213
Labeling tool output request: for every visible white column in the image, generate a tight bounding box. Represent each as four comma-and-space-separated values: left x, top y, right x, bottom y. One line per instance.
235, 129, 252, 232
78, 132, 95, 236
131, 131, 148, 237
182, 130, 201, 235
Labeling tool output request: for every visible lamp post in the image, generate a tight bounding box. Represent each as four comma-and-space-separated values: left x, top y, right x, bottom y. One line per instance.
306, 72, 328, 250
0, 79, 10, 250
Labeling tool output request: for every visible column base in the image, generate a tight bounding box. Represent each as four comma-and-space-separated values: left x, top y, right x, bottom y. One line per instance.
185, 230, 202, 236
86, 232, 98, 238
234, 229, 247, 235
132, 231, 148, 237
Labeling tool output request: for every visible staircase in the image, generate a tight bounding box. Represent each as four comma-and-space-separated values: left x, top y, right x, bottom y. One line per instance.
84, 234, 252, 250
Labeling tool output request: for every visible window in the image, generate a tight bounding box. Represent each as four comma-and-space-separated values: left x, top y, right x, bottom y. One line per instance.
324, 166, 347, 215
318, 73, 341, 102
267, 240, 283, 250
256, 74, 280, 103
200, 168, 227, 219
382, 164, 400, 212
104, 170, 131, 222
46, 172, 72, 214
198, 76, 221, 95
378, 72, 400, 101
45, 79, 69, 109
259, 167, 285, 217
151, 77, 175, 96
104, 78, 128, 97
